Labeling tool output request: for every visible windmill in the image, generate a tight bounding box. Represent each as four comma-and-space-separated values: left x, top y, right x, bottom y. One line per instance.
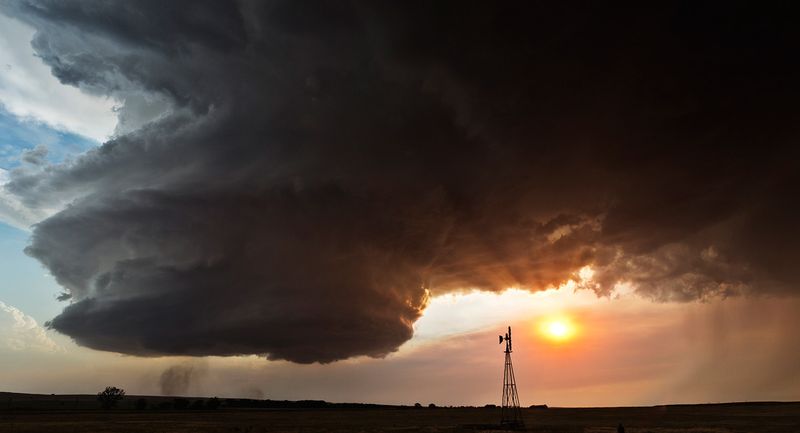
499, 326, 524, 429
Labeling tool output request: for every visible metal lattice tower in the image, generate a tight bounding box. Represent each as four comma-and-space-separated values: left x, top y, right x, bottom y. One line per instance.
499, 326, 524, 429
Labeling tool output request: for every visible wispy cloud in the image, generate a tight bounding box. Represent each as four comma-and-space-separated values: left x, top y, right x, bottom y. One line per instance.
0, 12, 117, 142
0, 300, 61, 352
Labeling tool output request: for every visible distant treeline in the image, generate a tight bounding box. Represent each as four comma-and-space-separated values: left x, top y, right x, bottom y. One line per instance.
223, 399, 395, 409
0, 394, 380, 411
1, 392, 506, 411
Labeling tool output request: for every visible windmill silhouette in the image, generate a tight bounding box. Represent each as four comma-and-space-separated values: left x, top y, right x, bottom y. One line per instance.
499, 326, 524, 429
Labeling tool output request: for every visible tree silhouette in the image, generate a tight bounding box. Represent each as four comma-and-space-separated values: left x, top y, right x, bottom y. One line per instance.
97, 386, 125, 409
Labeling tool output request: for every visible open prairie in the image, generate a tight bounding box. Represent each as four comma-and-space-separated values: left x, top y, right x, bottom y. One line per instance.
1, 397, 798, 433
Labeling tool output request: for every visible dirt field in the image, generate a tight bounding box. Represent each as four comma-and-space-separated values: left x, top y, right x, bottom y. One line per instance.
1, 400, 798, 433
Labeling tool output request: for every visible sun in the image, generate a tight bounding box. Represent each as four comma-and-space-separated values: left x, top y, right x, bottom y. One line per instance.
538, 316, 577, 342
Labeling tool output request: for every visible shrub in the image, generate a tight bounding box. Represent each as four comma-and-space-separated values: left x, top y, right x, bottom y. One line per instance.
97, 386, 125, 409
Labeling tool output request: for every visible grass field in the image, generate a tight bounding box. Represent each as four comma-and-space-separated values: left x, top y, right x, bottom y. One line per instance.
1, 394, 798, 433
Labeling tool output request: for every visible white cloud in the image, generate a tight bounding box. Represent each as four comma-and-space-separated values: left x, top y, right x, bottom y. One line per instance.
0, 12, 118, 142
0, 300, 61, 352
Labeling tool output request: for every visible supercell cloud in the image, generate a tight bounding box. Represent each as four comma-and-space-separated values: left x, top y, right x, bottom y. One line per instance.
2, 1, 799, 362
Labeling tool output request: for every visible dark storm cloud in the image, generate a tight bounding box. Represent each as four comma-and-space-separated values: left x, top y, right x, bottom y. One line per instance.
3, 1, 799, 361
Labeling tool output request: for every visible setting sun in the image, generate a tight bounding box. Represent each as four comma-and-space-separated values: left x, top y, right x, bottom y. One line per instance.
538, 316, 577, 342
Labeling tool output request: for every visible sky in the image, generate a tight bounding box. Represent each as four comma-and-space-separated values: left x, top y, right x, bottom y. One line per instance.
0, 1, 798, 407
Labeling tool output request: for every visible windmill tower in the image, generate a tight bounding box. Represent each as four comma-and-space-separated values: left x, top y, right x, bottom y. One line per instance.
499, 326, 524, 429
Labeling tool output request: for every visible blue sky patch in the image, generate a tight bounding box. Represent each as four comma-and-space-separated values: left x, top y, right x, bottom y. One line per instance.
0, 104, 99, 170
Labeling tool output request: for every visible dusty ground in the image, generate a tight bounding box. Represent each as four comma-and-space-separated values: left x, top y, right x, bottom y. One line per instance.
1, 403, 798, 433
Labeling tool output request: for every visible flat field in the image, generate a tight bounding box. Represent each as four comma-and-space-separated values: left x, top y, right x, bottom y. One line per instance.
1, 399, 798, 433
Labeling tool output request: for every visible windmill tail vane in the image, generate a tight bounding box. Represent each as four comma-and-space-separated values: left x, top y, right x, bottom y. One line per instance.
499, 326, 524, 429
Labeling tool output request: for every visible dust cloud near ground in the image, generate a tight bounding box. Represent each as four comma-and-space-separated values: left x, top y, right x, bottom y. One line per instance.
159, 362, 208, 396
